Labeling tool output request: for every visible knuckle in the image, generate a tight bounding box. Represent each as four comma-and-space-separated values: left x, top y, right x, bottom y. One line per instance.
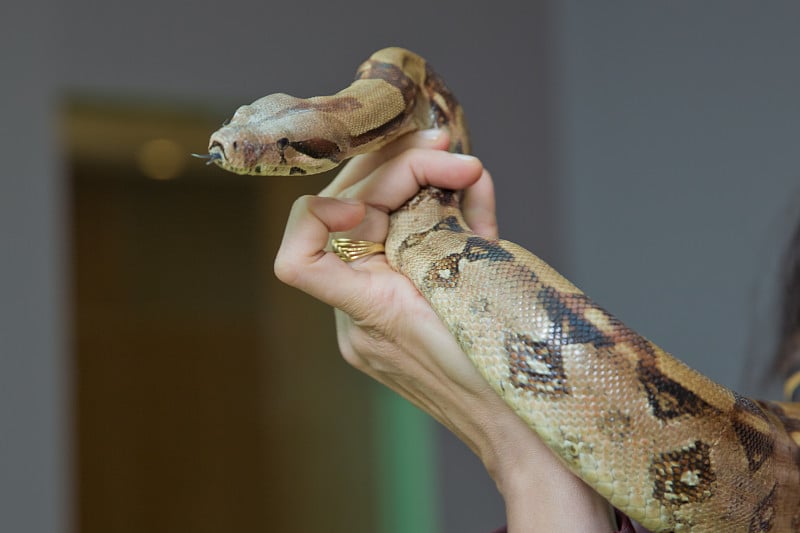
390, 147, 427, 168
291, 194, 316, 214
272, 252, 299, 286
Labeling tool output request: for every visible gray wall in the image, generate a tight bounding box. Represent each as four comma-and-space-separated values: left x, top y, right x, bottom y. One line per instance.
1, 3, 69, 533
553, 2, 800, 394
5, 1, 800, 532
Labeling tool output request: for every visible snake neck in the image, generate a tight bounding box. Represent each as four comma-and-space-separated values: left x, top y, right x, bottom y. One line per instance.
355, 47, 470, 155
360, 49, 473, 273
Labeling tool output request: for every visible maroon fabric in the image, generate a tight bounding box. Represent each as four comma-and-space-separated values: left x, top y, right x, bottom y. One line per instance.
491, 508, 641, 533
616, 510, 637, 533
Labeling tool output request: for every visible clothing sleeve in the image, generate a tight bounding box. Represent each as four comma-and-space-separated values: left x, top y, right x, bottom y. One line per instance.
490, 508, 643, 533
615, 510, 638, 533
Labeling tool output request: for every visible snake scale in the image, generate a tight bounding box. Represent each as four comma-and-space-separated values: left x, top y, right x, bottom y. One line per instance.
200, 48, 800, 531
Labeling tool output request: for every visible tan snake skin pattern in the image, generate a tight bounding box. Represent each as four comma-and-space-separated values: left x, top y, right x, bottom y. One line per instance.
202, 48, 800, 532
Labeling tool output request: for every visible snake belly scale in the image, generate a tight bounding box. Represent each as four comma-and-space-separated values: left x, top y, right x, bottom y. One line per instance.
202, 47, 800, 532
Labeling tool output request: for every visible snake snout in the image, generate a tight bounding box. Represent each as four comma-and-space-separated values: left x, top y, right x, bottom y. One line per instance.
209, 140, 225, 159
195, 139, 228, 167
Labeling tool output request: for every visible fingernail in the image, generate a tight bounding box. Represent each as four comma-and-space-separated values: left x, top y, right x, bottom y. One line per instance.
417, 129, 443, 140
452, 153, 478, 162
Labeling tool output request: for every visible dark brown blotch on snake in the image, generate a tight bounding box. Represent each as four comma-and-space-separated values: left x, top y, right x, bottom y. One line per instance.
203, 47, 800, 532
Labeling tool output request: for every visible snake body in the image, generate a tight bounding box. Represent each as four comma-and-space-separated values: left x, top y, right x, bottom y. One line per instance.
205, 48, 800, 531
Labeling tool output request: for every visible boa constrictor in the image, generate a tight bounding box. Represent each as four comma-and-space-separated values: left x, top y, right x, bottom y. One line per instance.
200, 48, 800, 532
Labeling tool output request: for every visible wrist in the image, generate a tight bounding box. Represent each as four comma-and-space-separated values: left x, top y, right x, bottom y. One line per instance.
481, 414, 617, 532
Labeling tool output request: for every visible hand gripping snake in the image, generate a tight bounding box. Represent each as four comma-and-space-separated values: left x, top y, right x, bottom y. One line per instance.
199, 48, 800, 532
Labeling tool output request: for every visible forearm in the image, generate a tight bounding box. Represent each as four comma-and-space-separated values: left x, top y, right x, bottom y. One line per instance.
479, 409, 617, 532
500, 465, 616, 532
344, 299, 619, 532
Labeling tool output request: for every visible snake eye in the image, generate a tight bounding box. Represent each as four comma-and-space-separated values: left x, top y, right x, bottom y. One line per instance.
277, 137, 290, 150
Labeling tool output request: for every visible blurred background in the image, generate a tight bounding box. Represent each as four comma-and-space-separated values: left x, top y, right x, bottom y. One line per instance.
3, 1, 800, 532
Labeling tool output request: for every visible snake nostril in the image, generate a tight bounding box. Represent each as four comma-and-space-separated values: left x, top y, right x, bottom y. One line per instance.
204, 140, 227, 165
209, 140, 225, 155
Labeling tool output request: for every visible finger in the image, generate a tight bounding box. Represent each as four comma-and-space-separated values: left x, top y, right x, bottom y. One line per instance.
462, 169, 499, 240
341, 149, 484, 214
274, 195, 375, 311
331, 204, 390, 244
321, 129, 450, 197
330, 147, 481, 245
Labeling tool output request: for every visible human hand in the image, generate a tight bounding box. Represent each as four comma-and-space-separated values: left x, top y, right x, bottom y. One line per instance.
274, 130, 617, 532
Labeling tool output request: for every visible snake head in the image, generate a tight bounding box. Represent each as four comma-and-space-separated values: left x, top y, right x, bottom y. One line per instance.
203, 93, 346, 177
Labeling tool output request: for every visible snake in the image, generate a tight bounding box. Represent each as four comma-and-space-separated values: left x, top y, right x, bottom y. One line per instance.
198, 47, 800, 531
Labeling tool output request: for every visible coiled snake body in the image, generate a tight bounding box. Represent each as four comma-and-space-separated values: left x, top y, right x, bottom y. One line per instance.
202, 48, 800, 532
